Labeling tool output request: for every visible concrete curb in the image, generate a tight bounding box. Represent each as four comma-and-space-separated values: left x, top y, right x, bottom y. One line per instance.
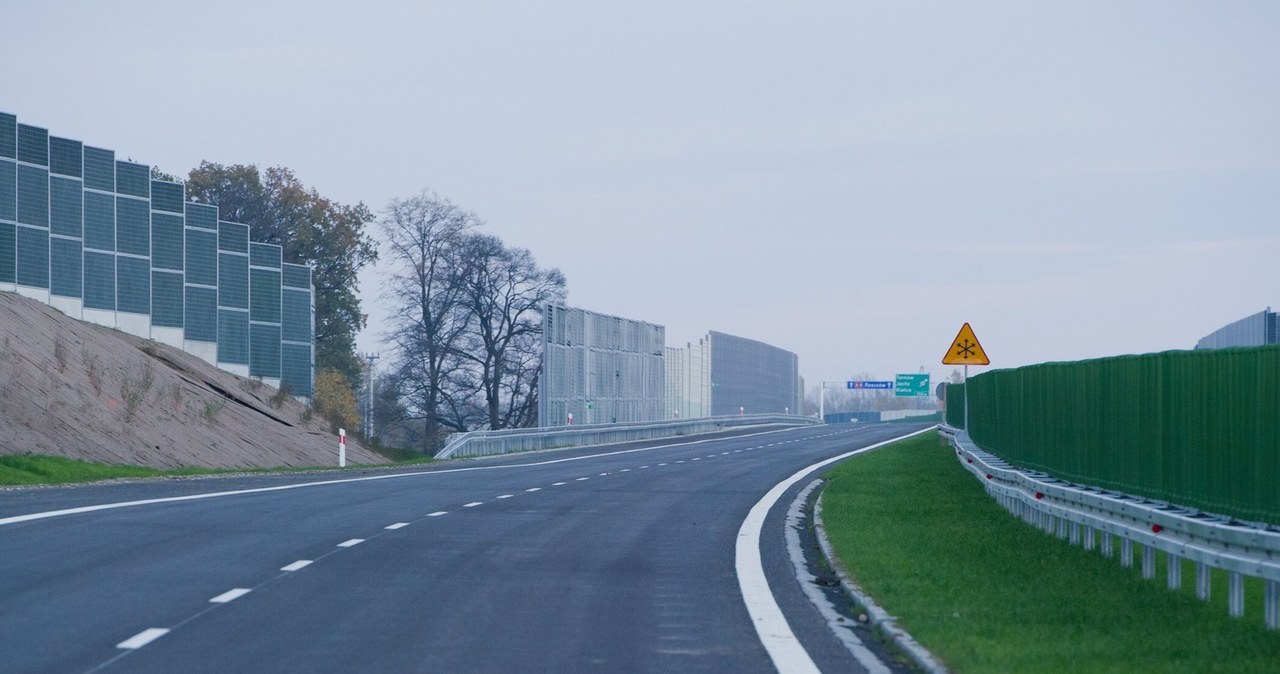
811, 485, 950, 674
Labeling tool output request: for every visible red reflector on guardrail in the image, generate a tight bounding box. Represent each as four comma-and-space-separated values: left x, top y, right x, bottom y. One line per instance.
985, 474, 993, 480
1035, 492, 1044, 500
1152, 524, 1164, 534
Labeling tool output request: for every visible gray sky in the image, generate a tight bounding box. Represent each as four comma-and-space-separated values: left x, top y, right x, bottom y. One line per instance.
5, 1, 1278, 390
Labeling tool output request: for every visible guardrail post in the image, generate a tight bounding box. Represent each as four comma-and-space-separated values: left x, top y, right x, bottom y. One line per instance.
1120, 538, 1133, 568
1142, 545, 1155, 580
1267, 581, 1279, 630
1069, 522, 1081, 546
1167, 554, 1182, 590
1101, 532, 1113, 558
1196, 563, 1211, 601
1084, 527, 1095, 551
1229, 573, 1245, 618
1057, 516, 1068, 540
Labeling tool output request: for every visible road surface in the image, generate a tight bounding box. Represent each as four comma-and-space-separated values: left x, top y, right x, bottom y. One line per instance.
0, 422, 931, 673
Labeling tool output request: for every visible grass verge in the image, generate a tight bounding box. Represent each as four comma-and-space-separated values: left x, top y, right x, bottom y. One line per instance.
0, 452, 432, 486
821, 432, 1280, 673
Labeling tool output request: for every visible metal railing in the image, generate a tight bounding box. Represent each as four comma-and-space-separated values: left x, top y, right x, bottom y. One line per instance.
437, 414, 823, 459
940, 425, 1280, 629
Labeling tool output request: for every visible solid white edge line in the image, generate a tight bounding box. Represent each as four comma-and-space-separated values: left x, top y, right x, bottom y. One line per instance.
337, 538, 364, 547
281, 560, 312, 571
735, 425, 937, 674
117, 628, 169, 649
0, 427, 808, 527
209, 588, 252, 604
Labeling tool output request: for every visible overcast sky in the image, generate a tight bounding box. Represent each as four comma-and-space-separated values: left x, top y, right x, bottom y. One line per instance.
5, 1, 1278, 390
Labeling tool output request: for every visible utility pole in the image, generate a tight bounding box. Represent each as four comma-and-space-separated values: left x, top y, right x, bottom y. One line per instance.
363, 352, 379, 439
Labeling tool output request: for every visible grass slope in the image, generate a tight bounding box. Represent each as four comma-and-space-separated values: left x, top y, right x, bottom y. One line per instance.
821, 433, 1280, 673
0, 452, 432, 486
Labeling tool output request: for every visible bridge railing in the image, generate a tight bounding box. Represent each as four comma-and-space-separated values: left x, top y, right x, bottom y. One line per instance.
941, 425, 1280, 629
437, 414, 823, 459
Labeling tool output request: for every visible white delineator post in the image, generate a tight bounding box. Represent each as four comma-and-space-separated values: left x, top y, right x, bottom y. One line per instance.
338, 428, 347, 468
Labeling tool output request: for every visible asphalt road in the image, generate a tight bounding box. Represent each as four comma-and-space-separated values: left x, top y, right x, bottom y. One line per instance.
0, 422, 931, 673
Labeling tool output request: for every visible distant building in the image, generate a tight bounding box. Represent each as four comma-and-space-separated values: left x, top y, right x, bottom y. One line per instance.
1195, 308, 1278, 349
539, 304, 666, 426
0, 112, 314, 396
666, 331, 802, 419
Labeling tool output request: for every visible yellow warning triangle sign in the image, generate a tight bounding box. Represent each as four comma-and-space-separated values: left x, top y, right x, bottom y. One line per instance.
943, 323, 990, 365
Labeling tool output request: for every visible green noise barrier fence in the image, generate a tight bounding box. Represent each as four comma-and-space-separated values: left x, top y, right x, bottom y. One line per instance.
951, 345, 1280, 525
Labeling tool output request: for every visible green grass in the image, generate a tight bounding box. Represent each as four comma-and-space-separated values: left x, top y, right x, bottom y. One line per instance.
0, 454, 216, 485
0, 452, 433, 486
821, 433, 1280, 673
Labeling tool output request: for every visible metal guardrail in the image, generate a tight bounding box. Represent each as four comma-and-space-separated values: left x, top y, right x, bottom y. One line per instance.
940, 425, 1280, 629
437, 414, 823, 459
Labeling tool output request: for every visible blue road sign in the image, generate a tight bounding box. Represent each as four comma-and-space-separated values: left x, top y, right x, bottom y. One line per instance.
847, 381, 893, 390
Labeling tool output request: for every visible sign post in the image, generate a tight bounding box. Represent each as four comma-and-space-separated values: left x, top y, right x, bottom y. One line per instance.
942, 323, 990, 431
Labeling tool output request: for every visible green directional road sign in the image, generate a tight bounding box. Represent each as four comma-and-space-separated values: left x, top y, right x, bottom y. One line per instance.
895, 374, 931, 397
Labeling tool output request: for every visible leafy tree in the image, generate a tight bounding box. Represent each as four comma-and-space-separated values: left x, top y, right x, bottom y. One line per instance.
313, 367, 361, 432
149, 166, 178, 182
184, 162, 377, 388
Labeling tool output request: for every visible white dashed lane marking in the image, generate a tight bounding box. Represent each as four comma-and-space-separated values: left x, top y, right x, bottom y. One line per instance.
337, 539, 364, 548
525, 487, 542, 492
117, 628, 169, 650
552, 482, 567, 486
463, 502, 484, 508
209, 588, 251, 604
385, 522, 410, 530
496, 494, 514, 499
427, 511, 448, 517
281, 560, 312, 571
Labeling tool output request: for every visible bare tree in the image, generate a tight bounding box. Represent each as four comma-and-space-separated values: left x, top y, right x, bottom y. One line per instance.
379, 191, 477, 452
456, 234, 566, 430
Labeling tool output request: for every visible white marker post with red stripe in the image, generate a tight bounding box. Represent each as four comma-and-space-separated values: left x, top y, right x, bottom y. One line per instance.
338, 428, 347, 468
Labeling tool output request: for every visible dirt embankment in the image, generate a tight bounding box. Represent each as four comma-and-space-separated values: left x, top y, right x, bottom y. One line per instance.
0, 292, 385, 468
